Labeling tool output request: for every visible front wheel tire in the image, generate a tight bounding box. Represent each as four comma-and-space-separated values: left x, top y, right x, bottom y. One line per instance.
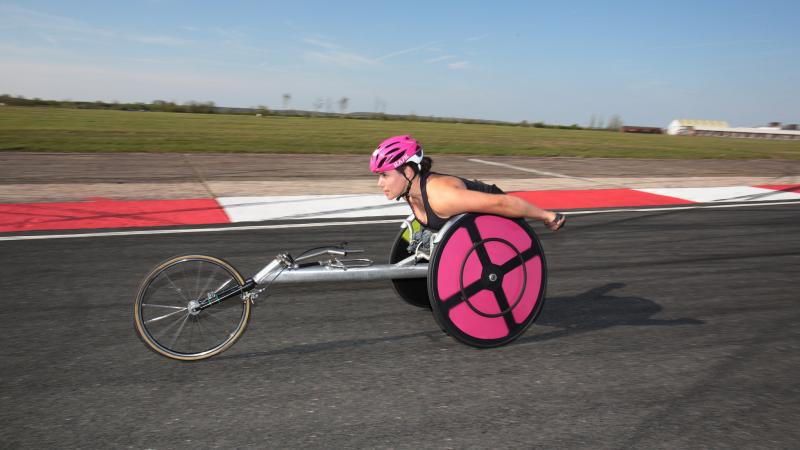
133, 255, 251, 361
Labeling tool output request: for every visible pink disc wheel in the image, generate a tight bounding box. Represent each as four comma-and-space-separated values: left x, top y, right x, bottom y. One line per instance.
427, 214, 547, 347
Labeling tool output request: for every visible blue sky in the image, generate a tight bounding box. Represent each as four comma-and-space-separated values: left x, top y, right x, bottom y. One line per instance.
1, 1, 797, 127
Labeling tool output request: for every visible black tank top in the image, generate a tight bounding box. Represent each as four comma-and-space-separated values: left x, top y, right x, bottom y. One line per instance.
415, 171, 504, 230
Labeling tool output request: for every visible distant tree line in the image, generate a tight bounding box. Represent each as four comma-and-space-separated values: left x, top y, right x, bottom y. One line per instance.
0, 94, 626, 131
588, 114, 624, 130
0, 94, 219, 114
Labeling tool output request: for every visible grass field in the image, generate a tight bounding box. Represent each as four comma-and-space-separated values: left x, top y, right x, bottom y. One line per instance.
1, 106, 798, 159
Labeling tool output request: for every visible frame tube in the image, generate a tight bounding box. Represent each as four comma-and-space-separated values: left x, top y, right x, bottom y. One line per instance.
263, 263, 428, 285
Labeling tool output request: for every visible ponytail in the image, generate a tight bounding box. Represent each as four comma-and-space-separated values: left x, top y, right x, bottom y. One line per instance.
398, 156, 433, 177
420, 156, 433, 174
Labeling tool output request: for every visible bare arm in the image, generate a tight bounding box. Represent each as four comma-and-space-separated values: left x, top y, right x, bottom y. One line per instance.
427, 177, 557, 223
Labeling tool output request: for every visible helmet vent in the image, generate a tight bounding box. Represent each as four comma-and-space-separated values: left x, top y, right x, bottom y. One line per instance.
384, 146, 403, 156
387, 152, 405, 164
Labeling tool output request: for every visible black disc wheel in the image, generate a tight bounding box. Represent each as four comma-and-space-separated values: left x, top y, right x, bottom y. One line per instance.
388, 221, 431, 308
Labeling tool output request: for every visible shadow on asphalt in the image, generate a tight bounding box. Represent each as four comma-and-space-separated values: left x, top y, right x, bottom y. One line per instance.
217, 283, 703, 360
215, 329, 441, 361
515, 282, 704, 345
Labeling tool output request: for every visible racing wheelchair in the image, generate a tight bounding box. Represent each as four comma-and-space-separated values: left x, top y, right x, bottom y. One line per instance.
133, 213, 548, 360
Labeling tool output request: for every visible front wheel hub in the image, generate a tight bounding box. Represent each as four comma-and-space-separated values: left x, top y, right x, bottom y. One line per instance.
187, 300, 201, 316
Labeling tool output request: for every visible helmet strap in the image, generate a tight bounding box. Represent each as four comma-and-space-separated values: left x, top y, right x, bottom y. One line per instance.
396, 165, 418, 201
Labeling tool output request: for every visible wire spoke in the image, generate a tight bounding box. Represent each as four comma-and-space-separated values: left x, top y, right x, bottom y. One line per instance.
151, 311, 188, 340
212, 278, 234, 295
142, 304, 186, 310
195, 316, 215, 350
163, 272, 190, 302
204, 305, 235, 321
203, 310, 237, 337
145, 307, 189, 324
208, 317, 232, 343
194, 261, 203, 299
179, 262, 196, 302
168, 314, 191, 350
197, 271, 220, 300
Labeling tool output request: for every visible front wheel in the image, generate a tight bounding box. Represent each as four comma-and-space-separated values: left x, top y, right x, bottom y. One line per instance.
133, 255, 251, 361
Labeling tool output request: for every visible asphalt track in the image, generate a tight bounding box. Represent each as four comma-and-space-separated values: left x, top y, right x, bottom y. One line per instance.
1, 203, 799, 449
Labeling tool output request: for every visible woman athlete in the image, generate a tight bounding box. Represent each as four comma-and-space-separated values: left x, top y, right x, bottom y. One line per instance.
370, 135, 566, 231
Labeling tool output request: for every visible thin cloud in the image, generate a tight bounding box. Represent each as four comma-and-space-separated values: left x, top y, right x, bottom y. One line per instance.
283, 19, 302, 32
448, 61, 469, 70
303, 50, 376, 68
0, 42, 74, 59
375, 41, 437, 61
302, 37, 339, 50
1, 59, 249, 103
0, 5, 113, 37
39, 33, 59, 45
128, 57, 183, 65
466, 34, 489, 42
128, 35, 189, 46
427, 54, 456, 63
301, 37, 439, 66
212, 27, 253, 46
0, 5, 189, 47
301, 36, 379, 68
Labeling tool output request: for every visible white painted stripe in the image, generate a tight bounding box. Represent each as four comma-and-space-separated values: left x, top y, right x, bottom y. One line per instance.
468, 158, 611, 185
2, 200, 798, 241
562, 200, 800, 215
218, 194, 410, 222
0, 219, 406, 241
638, 186, 800, 203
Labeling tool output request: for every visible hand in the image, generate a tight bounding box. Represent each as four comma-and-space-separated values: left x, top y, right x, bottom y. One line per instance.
544, 213, 566, 231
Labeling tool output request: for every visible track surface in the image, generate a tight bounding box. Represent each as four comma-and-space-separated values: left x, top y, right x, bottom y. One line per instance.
2, 205, 799, 448
3, 152, 799, 203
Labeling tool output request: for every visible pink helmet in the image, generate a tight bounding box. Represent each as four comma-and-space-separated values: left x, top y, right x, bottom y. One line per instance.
369, 135, 423, 173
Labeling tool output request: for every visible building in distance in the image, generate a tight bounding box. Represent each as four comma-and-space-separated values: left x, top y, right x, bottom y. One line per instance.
667, 119, 800, 140
621, 125, 664, 134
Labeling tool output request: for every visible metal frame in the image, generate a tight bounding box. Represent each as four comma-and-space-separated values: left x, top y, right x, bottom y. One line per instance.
253, 216, 437, 286
193, 219, 437, 313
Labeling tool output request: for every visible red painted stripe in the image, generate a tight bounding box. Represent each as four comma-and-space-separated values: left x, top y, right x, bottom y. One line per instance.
0, 198, 229, 232
755, 184, 800, 193
509, 188, 694, 210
